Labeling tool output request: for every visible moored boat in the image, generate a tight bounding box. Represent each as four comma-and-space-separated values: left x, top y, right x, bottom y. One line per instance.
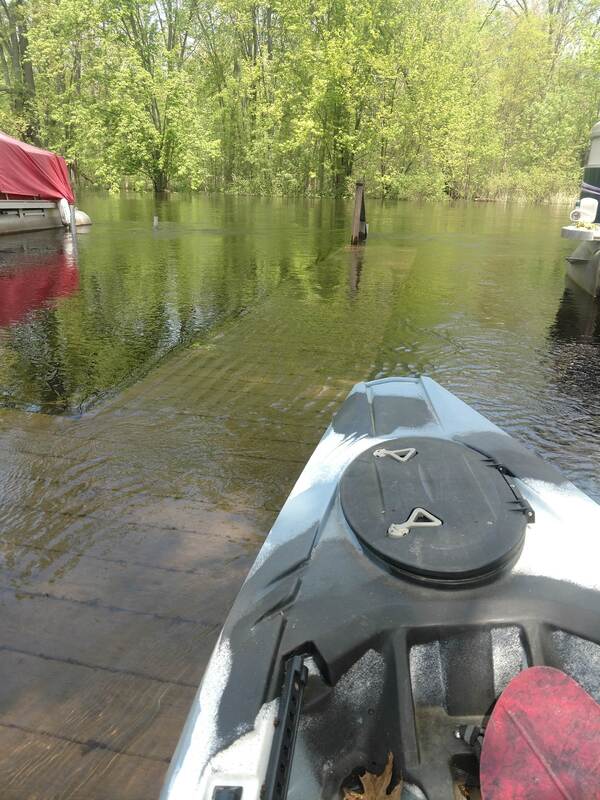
0, 131, 90, 234
161, 377, 600, 800
561, 120, 600, 297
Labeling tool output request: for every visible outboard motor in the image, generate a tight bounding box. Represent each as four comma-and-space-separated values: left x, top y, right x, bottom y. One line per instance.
562, 120, 600, 297
570, 196, 598, 224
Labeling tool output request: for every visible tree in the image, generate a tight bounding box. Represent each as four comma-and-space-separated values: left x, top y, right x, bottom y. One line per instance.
1, 0, 599, 197
0, 0, 37, 137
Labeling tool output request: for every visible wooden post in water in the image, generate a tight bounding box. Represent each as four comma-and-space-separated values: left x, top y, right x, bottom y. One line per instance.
350, 181, 367, 245
153, 215, 159, 229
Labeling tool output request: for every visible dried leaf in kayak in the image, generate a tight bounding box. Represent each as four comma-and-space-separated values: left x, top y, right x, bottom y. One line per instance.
343, 753, 402, 800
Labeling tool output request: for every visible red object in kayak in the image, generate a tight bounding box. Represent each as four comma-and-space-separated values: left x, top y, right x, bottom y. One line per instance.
0, 130, 75, 204
480, 666, 600, 799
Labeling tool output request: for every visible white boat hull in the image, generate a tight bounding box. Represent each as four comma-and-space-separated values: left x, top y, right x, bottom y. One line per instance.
0, 200, 91, 235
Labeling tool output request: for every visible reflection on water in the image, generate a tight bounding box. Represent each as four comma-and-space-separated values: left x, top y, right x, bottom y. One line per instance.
550, 278, 600, 343
0, 193, 599, 497
544, 279, 600, 494
347, 245, 364, 297
0, 195, 354, 413
0, 231, 79, 327
0, 231, 80, 413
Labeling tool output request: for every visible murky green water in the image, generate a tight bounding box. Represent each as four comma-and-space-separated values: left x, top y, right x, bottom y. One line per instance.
1, 193, 599, 498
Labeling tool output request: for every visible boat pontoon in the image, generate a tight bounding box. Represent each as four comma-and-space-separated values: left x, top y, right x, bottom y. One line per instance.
0, 131, 90, 235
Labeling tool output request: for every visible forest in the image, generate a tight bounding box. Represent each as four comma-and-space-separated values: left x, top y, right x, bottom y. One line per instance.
1, 0, 599, 198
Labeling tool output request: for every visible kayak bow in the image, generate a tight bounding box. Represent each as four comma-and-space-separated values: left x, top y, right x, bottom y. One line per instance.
161, 377, 600, 800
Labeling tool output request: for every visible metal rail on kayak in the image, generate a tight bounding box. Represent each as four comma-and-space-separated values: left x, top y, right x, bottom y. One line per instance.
263, 655, 308, 800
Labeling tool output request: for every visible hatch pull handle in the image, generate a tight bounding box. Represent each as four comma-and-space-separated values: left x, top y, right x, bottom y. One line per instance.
373, 447, 417, 463
263, 655, 308, 800
388, 507, 443, 538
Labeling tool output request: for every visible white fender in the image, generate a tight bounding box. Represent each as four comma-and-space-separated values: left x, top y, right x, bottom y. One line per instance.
58, 197, 71, 225
74, 208, 92, 227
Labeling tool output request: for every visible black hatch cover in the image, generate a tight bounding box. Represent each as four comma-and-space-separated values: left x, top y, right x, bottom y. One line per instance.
340, 437, 529, 583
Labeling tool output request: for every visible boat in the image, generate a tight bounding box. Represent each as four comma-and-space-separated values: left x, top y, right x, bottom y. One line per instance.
160, 377, 600, 800
561, 121, 600, 297
0, 131, 90, 234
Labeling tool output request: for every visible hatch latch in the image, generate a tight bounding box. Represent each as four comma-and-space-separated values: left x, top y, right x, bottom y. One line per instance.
373, 447, 417, 464
464, 445, 535, 524
388, 507, 443, 538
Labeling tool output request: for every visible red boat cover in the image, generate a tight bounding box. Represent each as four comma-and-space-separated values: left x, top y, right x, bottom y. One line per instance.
480, 666, 600, 799
0, 131, 74, 204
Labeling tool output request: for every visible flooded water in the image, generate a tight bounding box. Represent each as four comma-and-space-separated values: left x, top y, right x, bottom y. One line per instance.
1, 194, 599, 496
1, 194, 600, 799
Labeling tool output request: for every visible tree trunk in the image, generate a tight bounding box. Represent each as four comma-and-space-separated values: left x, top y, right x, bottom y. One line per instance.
153, 168, 169, 194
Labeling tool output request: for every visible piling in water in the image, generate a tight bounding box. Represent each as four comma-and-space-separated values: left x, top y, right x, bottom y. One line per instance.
69, 204, 77, 241
350, 182, 367, 245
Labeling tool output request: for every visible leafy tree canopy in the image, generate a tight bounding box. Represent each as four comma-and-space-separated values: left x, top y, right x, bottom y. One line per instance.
1, 0, 599, 197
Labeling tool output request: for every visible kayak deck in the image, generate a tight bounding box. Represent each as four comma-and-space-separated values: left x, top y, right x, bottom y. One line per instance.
161, 377, 600, 800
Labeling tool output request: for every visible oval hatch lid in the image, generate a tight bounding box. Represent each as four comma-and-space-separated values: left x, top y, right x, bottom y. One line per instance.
340, 437, 528, 583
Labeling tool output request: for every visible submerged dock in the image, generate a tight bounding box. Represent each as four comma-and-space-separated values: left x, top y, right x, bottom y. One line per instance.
0, 285, 368, 798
